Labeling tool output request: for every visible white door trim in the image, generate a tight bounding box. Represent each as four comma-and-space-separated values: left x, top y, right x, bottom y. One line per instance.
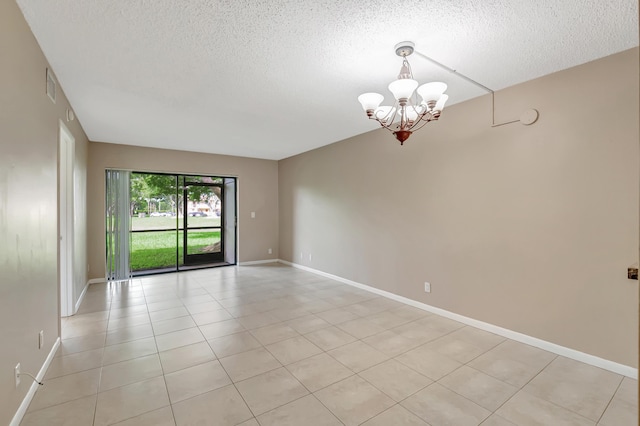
59, 121, 75, 317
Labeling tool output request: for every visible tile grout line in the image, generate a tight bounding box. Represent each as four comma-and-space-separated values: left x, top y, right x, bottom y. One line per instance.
93, 279, 155, 425
142, 277, 179, 426
594, 376, 625, 425
92, 280, 114, 426
475, 352, 560, 422
204, 291, 277, 425
485, 351, 617, 425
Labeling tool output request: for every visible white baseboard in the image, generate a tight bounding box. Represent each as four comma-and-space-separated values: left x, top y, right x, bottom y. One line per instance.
68, 278, 104, 317
10, 337, 61, 426
73, 281, 90, 315
278, 259, 638, 379
238, 259, 279, 266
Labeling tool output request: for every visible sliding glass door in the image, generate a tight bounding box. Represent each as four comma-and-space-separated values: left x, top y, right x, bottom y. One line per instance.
110, 170, 236, 275
183, 177, 224, 265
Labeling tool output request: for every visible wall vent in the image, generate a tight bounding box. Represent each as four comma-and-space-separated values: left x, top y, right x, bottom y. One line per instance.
46, 68, 56, 103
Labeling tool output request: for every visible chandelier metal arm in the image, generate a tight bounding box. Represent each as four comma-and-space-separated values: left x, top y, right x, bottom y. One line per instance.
489, 94, 520, 127
413, 50, 522, 128
369, 107, 438, 141
407, 114, 436, 133
373, 119, 400, 135
413, 50, 493, 93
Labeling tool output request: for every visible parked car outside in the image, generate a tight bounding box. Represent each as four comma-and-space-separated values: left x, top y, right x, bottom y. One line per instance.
188, 211, 207, 217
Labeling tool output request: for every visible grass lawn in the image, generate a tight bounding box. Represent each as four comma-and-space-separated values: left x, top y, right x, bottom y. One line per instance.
131, 216, 221, 231
130, 229, 221, 271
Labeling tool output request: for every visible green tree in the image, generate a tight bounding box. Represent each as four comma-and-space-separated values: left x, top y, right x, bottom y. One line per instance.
130, 173, 223, 216
130, 174, 152, 215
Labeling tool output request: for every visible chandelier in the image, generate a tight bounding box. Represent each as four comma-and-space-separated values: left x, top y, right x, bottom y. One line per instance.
358, 42, 448, 145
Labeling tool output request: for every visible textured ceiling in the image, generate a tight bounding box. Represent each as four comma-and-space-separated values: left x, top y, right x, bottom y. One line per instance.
16, 0, 639, 160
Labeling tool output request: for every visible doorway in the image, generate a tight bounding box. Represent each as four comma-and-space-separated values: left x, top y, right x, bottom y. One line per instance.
183, 179, 224, 265
59, 122, 74, 317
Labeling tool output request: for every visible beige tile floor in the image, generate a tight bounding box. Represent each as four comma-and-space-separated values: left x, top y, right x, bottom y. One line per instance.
22, 264, 637, 426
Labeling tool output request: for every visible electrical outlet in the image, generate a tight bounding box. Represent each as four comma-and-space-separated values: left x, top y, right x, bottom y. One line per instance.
300, 252, 304, 259
250, 211, 256, 219
309, 254, 312, 261
39, 330, 44, 349
424, 282, 431, 293
268, 248, 272, 254
15, 363, 20, 388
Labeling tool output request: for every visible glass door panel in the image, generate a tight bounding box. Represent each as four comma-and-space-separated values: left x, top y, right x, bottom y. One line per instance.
129, 173, 179, 273
183, 183, 224, 265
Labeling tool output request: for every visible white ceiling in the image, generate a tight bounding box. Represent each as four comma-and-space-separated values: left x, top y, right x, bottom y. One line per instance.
16, 0, 639, 160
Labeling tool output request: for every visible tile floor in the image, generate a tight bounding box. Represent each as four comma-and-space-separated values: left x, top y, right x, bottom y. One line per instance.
22, 263, 637, 425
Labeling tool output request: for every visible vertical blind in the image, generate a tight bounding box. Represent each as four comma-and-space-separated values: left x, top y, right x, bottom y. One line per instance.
105, 169, 131, 281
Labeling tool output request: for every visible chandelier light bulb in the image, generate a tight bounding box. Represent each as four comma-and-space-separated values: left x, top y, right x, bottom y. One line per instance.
417, 82, 447, 104
434, 94, 449, 111
388, 79, 418, 101
357, 92, 384, 112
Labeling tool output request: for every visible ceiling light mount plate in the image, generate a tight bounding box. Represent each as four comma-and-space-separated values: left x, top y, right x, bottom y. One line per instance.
395, 41, 415, 58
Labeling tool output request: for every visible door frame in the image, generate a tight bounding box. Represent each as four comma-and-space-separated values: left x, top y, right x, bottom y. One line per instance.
59, 121, 75, 317
182, 182, 225, 266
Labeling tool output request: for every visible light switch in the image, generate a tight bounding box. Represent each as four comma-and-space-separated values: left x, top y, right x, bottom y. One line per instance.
251, 212, 256, 218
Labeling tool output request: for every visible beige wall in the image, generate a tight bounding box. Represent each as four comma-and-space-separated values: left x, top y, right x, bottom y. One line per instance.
0, 1, 89, 423
279, 48, 639, 367
87, 143, 279, 279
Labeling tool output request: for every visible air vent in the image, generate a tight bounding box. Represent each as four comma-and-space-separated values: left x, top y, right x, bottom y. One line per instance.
46, 68, 56, 103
